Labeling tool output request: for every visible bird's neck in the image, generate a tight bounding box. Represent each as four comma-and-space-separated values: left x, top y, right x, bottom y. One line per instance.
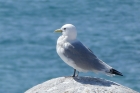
63, 35, 76, 41
58, 35, 77, 43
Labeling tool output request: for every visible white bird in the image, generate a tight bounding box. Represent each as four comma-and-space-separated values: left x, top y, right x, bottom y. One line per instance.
55, 24, 123, 77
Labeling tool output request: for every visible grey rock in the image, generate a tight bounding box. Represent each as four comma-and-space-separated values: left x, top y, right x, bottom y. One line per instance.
25, 76, 138, 93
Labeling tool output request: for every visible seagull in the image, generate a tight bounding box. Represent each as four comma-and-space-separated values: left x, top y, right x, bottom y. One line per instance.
55, 24, 123, 77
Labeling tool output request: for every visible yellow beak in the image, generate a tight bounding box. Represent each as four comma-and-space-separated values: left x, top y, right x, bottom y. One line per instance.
54, 29, 62, 33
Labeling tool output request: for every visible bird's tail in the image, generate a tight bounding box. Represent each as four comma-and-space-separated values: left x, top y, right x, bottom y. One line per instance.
110, 68, 123, 76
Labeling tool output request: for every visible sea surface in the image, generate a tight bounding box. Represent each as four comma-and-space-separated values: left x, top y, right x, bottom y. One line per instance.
0, 0, 140, 93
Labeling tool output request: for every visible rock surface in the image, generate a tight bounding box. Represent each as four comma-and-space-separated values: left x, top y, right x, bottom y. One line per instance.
25, 76, 138, 93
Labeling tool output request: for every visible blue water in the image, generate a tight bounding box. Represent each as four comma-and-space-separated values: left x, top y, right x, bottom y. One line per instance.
0, 0, 140, 93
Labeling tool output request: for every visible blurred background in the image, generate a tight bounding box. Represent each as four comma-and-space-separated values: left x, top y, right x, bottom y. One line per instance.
0, 0, 140, 93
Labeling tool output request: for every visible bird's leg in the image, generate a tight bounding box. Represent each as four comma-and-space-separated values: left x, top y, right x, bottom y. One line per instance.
76, 71, 79, 77
72, 69, 79, 77
72, 69, 76, 77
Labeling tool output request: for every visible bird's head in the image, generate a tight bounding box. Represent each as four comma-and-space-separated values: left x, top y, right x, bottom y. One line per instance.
55, 24, 77, 40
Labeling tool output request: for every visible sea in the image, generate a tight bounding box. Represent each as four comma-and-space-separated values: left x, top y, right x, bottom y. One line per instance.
0, 0, 140, 93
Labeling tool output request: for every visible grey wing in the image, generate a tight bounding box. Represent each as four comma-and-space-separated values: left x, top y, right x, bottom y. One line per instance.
63, 41, 111, 72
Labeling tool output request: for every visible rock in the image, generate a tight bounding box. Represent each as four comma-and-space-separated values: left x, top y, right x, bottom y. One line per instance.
25, 76, 138, 93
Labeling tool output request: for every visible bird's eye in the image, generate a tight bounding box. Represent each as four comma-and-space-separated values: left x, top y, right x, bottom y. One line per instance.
64, 28, 66, 30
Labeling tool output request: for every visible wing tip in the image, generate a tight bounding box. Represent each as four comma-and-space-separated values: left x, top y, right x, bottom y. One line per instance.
110, 68, 123, 76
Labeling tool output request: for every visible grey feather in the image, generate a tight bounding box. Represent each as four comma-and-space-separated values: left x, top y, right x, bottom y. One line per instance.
63, 40, 111, 72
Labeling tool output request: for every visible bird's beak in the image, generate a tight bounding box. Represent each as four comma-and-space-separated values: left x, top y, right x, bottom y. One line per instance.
54, 29, 62, 33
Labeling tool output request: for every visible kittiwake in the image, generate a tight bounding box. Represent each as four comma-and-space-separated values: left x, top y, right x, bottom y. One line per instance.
55, 24, 123, 77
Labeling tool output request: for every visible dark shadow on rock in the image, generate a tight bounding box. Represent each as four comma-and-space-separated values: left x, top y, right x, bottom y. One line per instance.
72, 76, 119, 87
